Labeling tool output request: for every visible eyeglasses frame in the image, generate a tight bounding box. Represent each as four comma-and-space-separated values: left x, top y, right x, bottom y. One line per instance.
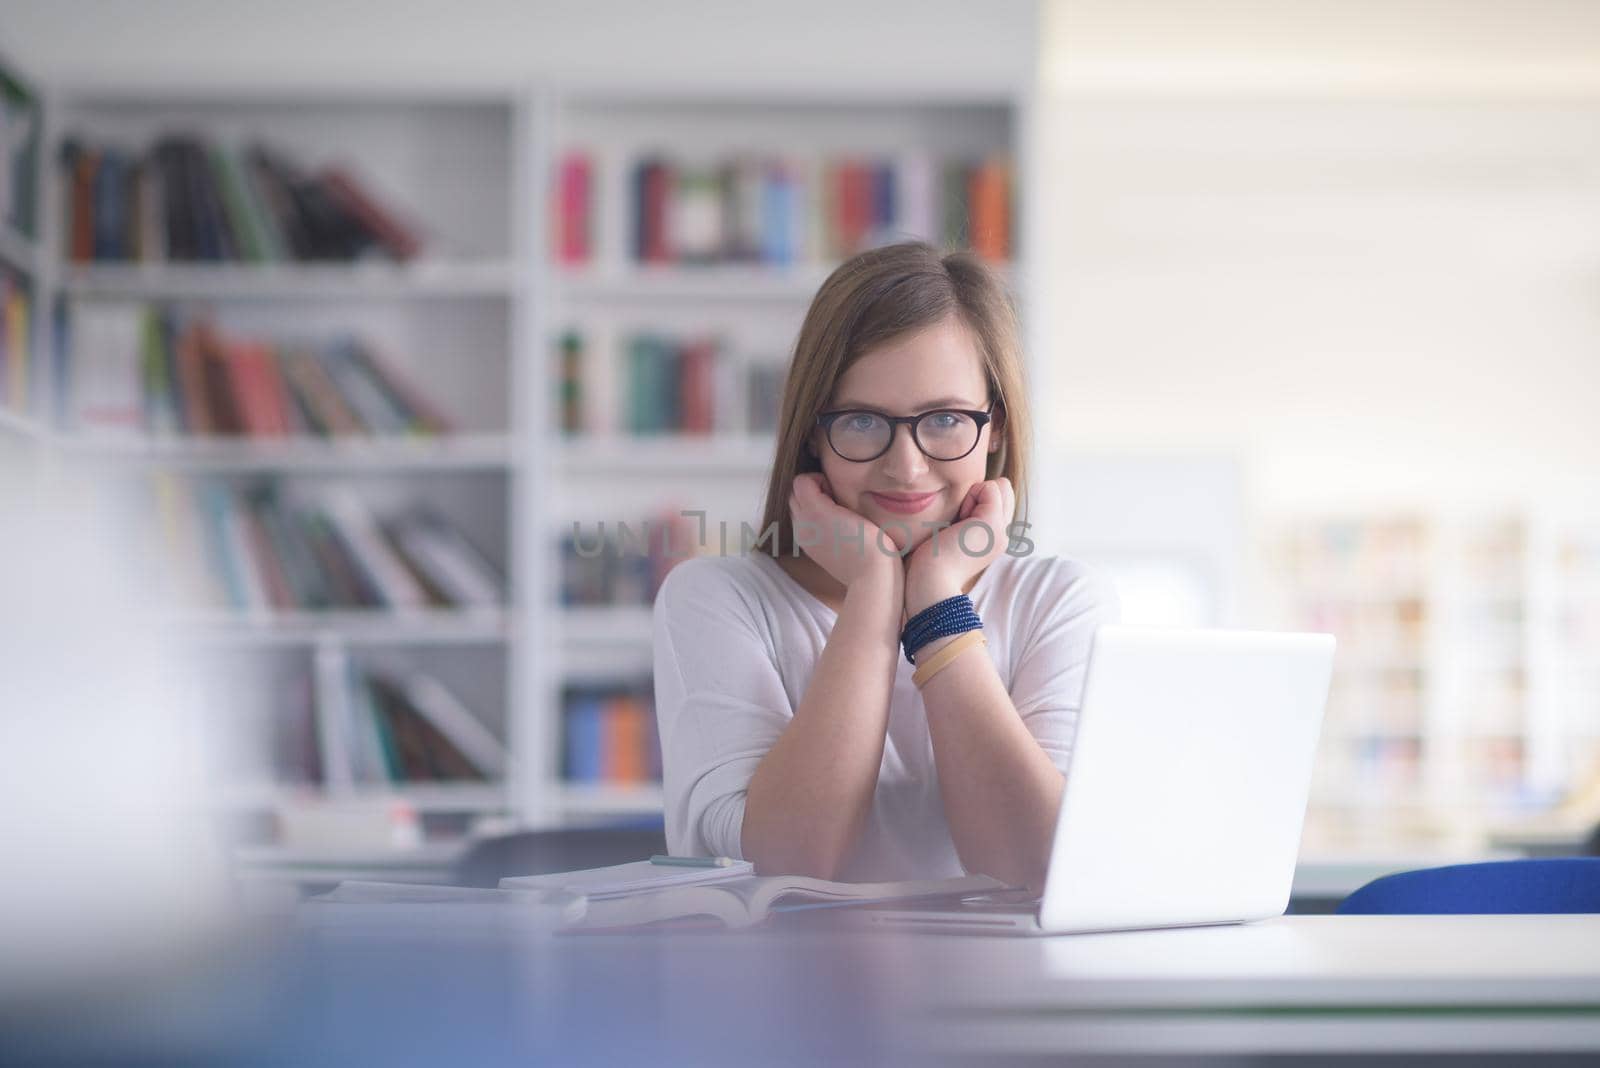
814, 399, 998, 463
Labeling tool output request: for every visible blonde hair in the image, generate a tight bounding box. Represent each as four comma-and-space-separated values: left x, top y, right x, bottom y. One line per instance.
755, 241, 1031, 558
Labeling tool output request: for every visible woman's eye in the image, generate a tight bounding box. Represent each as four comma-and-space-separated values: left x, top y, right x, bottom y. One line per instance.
927, 413, 959, 429
845, 415, 879, 432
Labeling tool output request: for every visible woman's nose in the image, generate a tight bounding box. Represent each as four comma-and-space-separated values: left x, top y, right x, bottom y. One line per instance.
879, 423, 929, 483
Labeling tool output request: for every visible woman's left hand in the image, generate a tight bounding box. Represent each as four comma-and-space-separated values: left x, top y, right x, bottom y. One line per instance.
903, 476, 1015, 615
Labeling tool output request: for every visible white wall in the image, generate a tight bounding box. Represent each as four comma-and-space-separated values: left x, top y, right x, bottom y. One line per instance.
0, 0, 1038, 92
1039, 1, 1600, 517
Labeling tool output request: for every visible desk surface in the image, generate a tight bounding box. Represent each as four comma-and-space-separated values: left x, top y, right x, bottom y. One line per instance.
11, 911, 1600, 1065
864, 915, 1600, 1059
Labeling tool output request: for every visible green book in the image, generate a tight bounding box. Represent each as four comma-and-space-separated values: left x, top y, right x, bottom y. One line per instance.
210, 146, 269, 263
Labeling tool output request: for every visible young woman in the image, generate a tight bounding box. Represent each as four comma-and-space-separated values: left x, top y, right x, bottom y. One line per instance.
651, 241, 1118, 892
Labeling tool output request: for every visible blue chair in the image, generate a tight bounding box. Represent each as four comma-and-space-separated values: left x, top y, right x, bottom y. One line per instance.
1337, 858, 1600, 914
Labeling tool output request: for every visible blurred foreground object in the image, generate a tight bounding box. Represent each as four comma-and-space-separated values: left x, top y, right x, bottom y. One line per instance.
0, 460, 234, 1005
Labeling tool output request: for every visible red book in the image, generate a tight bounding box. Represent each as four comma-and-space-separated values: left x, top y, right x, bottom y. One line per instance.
195, 323, 244, 435
970, 157, 1010, 262
678, 339, 715, 434
319, 167, 423, 261
830, 161, 852, 258
643, 161, 671, 263
71, 149, 98, 263
839, 160, 873, 257
557, 153, 590, 264
175, 323, 212, 435
226, 341, 282, 437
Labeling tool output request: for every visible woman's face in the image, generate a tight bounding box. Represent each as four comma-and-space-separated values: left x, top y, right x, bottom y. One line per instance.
809, 314, 999, 553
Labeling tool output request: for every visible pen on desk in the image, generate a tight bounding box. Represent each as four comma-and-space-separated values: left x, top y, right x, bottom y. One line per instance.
650, 855, 737, 868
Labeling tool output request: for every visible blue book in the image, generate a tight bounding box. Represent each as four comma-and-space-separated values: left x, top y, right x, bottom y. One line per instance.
92, 149, 124, 260
873, 163, 896, 234
565, 695, 603, 783
198, 483, 248, 609
761, 165, 795, 266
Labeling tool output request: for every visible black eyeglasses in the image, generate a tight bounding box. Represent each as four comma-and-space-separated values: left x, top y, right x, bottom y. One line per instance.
815, 400, 996, 463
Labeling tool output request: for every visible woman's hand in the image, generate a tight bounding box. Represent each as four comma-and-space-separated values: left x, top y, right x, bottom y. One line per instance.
904, 477, 1015, 615
789, 473, 904, 590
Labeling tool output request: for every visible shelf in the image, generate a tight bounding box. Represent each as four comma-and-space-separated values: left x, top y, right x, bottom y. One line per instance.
556, 434, 776, 474
174, 609, 511, 646
59, 260, 520, 300
0, 224, 37, 275
556, 261, 1017, 301
222, 782, 508, 813
56, 433, 515, 472
556, 263, 836, 301
559, 605, 654, 646
554, 783, 664, 815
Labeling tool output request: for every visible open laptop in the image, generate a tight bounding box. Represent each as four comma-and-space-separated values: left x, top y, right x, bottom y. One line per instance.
864, 624, 1336, 935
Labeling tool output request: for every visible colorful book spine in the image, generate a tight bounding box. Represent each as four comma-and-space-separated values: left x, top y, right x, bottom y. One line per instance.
60, 134, 426, 264
563, 686, 661, 786
608, 150, 1013, 267
555, 152, 591, 265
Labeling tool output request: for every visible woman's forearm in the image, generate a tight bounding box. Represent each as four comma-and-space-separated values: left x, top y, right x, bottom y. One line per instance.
741, 562, 902, 879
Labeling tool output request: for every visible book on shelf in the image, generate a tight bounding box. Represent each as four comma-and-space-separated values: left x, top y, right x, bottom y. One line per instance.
60, 134, 424, 264
558, 507, 706, 607
0, 64, 40, 241
332, 661, 508, 787
561, 681, 661, 787
63, 303, 452, 440
140, 477, 506, 615
504, 868, 1010, 931
554, 149, 1014, 268
0, 266, 33, 412
555, 327, 783, 437
553, 152, 591, 265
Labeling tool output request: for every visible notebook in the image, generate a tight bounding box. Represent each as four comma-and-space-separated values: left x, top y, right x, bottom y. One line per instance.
308, 880, 589, 925
554, 872, 1009, 931
498, 858, 756, 899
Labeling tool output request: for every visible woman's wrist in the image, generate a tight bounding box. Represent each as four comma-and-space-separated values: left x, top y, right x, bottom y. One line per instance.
905, 577, 963, 617
845, 553, 903, 608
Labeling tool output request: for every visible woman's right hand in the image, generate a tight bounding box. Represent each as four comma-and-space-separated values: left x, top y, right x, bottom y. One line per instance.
789, 473, 904, 590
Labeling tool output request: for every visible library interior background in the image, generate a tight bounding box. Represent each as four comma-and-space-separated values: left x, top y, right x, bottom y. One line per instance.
3, 0, 1599, 910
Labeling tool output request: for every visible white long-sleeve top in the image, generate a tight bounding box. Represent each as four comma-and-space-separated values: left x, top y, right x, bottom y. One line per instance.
650, 548, 1120, 883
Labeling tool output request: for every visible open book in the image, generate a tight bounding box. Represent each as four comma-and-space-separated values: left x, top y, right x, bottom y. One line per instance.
554, 872, 1011, 931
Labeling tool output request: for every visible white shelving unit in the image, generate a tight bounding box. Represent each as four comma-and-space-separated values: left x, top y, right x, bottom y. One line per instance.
1270, 510, 1600, 853
536, 86, 1027, 827
0, 50, 44, 460
13, 68, 1033, 847
27, 84, 526, 838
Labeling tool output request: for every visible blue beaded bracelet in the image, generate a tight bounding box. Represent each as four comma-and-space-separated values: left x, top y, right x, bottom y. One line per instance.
901, 594, 982, 665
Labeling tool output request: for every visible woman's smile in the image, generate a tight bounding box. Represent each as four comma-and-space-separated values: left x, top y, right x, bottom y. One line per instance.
867, 490, 942, 515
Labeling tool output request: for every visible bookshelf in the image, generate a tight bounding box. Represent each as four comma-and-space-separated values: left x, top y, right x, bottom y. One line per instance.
0, 50, 42, 452
7, 62, 1032, 852
31, 82, 525, 843
1270, 510, 1600, 852
538, 87, 1023, 825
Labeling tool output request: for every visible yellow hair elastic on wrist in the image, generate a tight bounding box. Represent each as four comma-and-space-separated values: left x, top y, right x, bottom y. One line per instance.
911, 630, 987, 690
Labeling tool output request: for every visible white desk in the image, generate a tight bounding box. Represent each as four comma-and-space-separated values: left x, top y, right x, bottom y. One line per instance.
871, 915, 1600, 1059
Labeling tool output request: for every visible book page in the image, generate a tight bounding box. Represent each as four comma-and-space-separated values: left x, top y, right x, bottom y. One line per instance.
749, 872, 1010, 913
